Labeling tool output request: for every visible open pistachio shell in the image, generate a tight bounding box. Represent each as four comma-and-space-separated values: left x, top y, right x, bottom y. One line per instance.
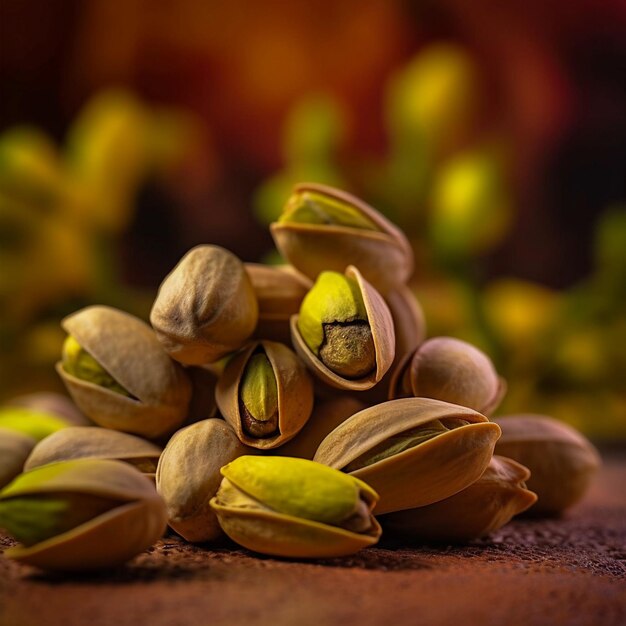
57, 305, 192, 439
210, 456, 381, 558
270, 183, 413, 293
380, 455, 537, 542
24, 427, 162, 477
0, 459, 167, 571
156, 419, 248, 542
216, 340, 314, 449
314, 398, 501, 515
0, 428, 37, 489
493, 414, 601, 515
290, 266, 395, 391
150, 245, 258, 365
0, 406, 70, 441
6, 392, 91, 426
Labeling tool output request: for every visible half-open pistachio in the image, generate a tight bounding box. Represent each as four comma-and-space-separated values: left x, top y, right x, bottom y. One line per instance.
0, 428, 36, 489
0, 406, 70, 441
6, 392, 90, 426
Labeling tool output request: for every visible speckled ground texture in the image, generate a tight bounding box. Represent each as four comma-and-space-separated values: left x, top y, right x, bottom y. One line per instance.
1, 453, 625, 626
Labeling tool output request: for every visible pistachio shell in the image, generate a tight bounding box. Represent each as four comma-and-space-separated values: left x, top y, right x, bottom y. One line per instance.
0, 428, 37, 488
290, 266, 395, 391
493, 414, 601, 514
314, 398, 501, 515
270, 183, 413, 293
380, 455, 537, 542
216, 340, 314, 449
150, 245, 258, 365
0, 459, 166, 571
57, 305, 191, 439
0, 407, 70, 441
6, 392, 90, 426
156, 419, 248, 542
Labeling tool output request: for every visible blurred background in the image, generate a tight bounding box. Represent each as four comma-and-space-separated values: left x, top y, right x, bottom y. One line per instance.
1, 0, 624, 439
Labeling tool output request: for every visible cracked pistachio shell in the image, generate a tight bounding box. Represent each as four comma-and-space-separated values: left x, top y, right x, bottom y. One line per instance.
210, 456, 381, 558
314, 398, 501, 515
215, 340, 314, 449
0, 428, 37, 489
380, 455, 537, 542
156, 419, 248, 542
270, 182, 413, 293
245, 263, 312, 343
493, 414, 601, 515
0, 406, 70, 441
57, 305, 192, 440
24, 427, 162, 478
290, 266, 395, 391
6, 392, 90, 426
0, 459, 167, 571
150, 245, 258, 365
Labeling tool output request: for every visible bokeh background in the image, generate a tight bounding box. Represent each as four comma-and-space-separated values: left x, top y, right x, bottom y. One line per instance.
1, 0, 624, 438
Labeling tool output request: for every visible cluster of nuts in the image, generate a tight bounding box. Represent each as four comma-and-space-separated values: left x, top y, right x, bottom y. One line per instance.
0, 183, 601, 571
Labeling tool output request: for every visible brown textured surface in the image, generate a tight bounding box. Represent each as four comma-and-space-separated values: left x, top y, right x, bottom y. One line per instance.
1, 454, 625, 626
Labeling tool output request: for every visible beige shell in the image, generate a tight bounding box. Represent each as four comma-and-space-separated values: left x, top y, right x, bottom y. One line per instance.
155, 419, 248, 542
1, 459, 166, 572
57, 305, 192, 440
314, 397, 501, 515
380, 455, 537, 542
493, 414, 601, 514
245, 263, 312, 344
0, 428, 36, 488
6, 392, 91, 426
270, 182, 414, 293
150, 245, 258, 365
215, 340, 314, 449
290, 265, 395, 391
24, 427, 162, 477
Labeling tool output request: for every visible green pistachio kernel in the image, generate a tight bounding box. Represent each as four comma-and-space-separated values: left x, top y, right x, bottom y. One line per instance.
0, 407, 69, 442
239, 353, 279, 438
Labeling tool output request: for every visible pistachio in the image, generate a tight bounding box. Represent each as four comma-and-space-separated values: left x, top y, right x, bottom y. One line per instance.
291, 266, 395, 391
380, 455, 537, 542
155, 419, 248, 542
493, 414, 601, 514
0, 406, 70, 441
0, 428, 37, 489
0, 459, 167, 571
314, 398, 501, 515
270, 183, 413, 292
6, 392, 90, 426
57, 305, 192, 439
216, 340, 314, 449
150, 245, 258, 365
210, 456, 381, 558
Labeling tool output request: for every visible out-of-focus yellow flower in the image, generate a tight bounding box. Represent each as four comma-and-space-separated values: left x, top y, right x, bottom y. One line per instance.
552, 328, 607, 385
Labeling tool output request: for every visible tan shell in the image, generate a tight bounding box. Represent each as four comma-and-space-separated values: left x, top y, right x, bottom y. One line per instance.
57, 305, 191, 440
2, 459, 166, 572
290, 265, 395, 391
493, 414, 601, 514
314, 397, 502, 515
270, 182, 414, 293
6, 392, 91, 426
24, 427, 162, 477
380, 455, 537, 542
245, 263, 312, 343
215, 340, 314, 449
150, 245, 258, 365
155, 419, 248, 542
0, 428, 36, 488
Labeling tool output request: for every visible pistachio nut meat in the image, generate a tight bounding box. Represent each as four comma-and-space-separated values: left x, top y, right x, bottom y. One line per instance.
0, 406, 70, 442
493, 414, 601, 514
270, 182, 413, 292
150, 245, 258, 365
0, 428, 37, 489
380, 455, 537, 542
210, 456, 381, 558
57, 305, 192, 439
215, 340, 314, 449
0, 459, 167, 571
291, 266, 395, 391
314, 398, 501, 515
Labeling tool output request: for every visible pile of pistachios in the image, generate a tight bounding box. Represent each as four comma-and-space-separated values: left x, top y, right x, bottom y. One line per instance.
0, 184, 601, 571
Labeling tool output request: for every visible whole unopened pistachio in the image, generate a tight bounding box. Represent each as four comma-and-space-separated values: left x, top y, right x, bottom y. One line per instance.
0, 428, 37, 489
291, 266, 395, 390
57, 305, 191, 439
380, 455, 537, 542
156, 419, 248, 542
150, 245, 258, 365
210, 456, 381, 558
314, 398, 501, 515
0, 459, 167, 571
216, 340, 314, 449
493, 414, 601, 515
7, 392, 90, 426
0, 406, 70, 442
270, 183, 413, 292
